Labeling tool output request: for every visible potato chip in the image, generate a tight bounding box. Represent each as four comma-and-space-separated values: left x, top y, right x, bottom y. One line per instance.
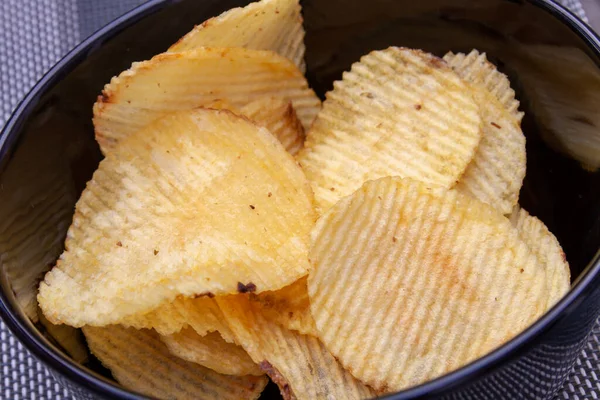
178, 298, 238, 343
203, 99, 238, 111
93, 47, 321, 154
205, 97, 306, 156
39, 108, 316, 328
308, 177, 548, 392
82, 326, 267, 399
298, 47, 482, 214
444, 53, 526, 214
217, 294, 376, 400
240, 97, 306, 156
169, 0, 306, 72
161, 329, 262, 376
250, 276, 317, 336
119, 296, 236, 342
453, 95, 524, 214
510, 207, 570, 309
443, 50, 524, 122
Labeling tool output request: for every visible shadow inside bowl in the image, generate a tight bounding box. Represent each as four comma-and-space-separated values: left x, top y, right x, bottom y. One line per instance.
1, 0, 599, 399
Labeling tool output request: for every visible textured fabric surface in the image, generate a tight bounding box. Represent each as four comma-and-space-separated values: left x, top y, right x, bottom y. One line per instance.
0, 0, 597, 399
558, 0, 590, 22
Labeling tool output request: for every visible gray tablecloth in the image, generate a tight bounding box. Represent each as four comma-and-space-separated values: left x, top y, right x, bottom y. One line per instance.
0, 1, 598, 399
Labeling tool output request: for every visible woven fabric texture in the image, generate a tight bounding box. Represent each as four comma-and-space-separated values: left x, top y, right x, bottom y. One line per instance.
558, 0, 589, 22
0, 0, 597, 399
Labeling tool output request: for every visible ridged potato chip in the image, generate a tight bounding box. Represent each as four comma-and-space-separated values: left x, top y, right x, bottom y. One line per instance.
217, 294, 376, 400
82, 326, 267, 399
161, 329, 262, 376
169, 0, 306, 72
308, 177, 548, 392
444, 52, 526, 214
39, 109, 316, 328
250, 276, 317, 336
120, 296, 235, 341
510, 207, 570, 309
453, 94, 525, 214
93, 47, 320, 154
443, 50, 524, 122
298, 47, 482, 214
206, 97, 306, 156
176, 298, 237, 343
240, 97, 306, 156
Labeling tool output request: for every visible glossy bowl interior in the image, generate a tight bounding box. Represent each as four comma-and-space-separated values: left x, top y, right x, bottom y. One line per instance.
1, 0, 600, 399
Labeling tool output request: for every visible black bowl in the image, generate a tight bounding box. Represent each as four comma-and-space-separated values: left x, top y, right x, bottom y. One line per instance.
1, 0, 599, 399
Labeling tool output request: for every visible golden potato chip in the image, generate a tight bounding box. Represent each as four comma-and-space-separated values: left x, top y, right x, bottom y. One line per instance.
93, 47, 321, 154
308, 177, 548, 392
217, 294, 376, 400
119, 296, 236, 342
205, 97, 306, 155
161, 329, 262, 376
250, 276, 317, 336
148, 277, 317, 340
443, 50, 524, 122
203, 99, 238, 111
178, 298, 237, 343
115, 298, 188, 336
39, 312, 89, 364
298, 47, 482, 214
240, 97, 305, 156
453, 92, 525, 214
39, 109, 316, 328
444, 53, 526, 214
82, 326, 267, 399
510, 207, 570, 309
169, 0, 306, 72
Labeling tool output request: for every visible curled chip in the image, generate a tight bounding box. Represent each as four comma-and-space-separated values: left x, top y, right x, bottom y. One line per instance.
206, 97, 306, 156
298, 47, 482, 214
308, 177, 547, 392
177, 298, 236, 343
217, 294, 376, 400
444, 52, 526, 214
169, 0, 306, 72
39, 108, 315, 328
250, 276, 317, 336
161, 329, 262, 376
119, 296, 235, 341
240, 97, 306, 156
93, 47, 321, 154
82, 326, 267, 399
443, 50, 524, 122
453, 90, 525, 214
510, 207, 570, 309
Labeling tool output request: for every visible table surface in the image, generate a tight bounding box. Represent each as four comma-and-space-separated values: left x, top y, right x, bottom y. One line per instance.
0, 0, 599, 399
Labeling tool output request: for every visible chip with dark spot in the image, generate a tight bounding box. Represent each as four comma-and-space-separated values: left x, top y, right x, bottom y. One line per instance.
237, 282, 257, 293
259, 360, 293, 400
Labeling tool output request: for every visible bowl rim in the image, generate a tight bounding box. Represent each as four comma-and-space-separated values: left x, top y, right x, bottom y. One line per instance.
1, 0, 599, 398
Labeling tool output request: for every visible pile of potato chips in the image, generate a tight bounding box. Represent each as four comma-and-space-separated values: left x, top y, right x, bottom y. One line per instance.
37, 0, 571, 398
